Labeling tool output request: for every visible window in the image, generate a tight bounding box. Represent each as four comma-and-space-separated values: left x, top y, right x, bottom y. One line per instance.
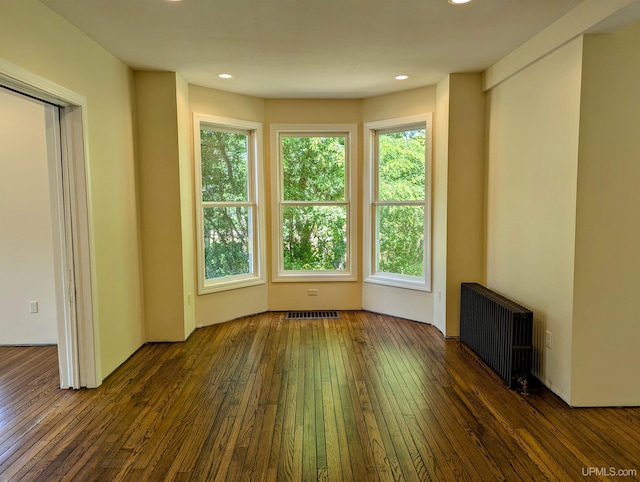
194, 114, 265, 293
364, 115, 432, 291
271, 124, 357, 281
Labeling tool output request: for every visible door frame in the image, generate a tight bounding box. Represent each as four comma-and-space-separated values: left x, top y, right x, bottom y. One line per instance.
0, 58, 100, 388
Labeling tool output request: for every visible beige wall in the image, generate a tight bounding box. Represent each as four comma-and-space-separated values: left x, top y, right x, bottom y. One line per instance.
189, 86, 269, 325
360, 87, 435, 122
265, 99, 363, 311
135, 71, 197, 341
0, 0, 144, 378
176, 75, 197, 338
433, 78, 451, 333
187, 86, 481, 326
188, 91, 441, 319
571, 22, 640, 406
485, 38, 583, 403
187, 90, 444, 320
360, 80, 485, 333
189, 85, 265, 122
440, 74, 486, 337
0, 89, 58, 344
361, 87, 437, 323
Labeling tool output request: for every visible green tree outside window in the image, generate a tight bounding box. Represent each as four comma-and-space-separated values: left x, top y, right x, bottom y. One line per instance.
280, 136, 348, 271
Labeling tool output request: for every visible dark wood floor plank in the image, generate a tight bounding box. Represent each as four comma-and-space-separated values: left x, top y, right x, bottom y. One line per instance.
301, 318, 318, 482
370, 315, 467, 481
354, 312, 431, 482
322, 318, 354, 482
271, 318, 300, 482
334, 314, 381, 482
345, 312, 401, 481
243, 314, 285, 481
1, 311, 639, 481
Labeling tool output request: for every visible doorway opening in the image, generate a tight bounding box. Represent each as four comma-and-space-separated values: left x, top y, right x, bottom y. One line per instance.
0, 61, 98, 388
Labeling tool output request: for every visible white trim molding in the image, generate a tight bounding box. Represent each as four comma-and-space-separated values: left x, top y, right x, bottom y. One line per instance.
363, 114, 433, 293
270, 123, 358, 283
193, 113, 266, 294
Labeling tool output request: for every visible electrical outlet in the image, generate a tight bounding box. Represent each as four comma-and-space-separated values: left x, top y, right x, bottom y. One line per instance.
188, 292, 192, 305
29, 301, 39, 314
307, 289, 318, 296
545, 330, 552, 349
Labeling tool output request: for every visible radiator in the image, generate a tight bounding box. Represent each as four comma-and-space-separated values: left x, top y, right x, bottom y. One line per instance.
460, 283, 533, 391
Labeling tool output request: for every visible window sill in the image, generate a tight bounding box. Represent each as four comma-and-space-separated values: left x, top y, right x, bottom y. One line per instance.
365, 273, 430, 292
273, 271, 357, 283
199, 276, 266, 295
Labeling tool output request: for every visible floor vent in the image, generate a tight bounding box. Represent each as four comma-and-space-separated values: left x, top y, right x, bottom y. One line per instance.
285, 310, 340, 320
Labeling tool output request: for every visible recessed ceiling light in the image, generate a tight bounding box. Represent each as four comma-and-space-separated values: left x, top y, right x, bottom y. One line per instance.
218, 73, 233, 79
448, 0, 472, 4
395, 75, 410, 80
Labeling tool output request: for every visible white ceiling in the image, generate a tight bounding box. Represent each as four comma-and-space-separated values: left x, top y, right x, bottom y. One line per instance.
41, 0, 584, 98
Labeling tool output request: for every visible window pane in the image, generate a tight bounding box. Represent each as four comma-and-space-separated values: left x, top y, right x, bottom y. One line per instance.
378, 129, 425, 202
282, 136, 346, 202
282, 205, 347, 271
200, 129, 249, 202
376, 205, 424, 277
203, 206, 252, 279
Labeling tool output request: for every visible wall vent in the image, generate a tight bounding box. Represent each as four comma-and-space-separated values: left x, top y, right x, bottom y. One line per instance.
285, 310, 339, 320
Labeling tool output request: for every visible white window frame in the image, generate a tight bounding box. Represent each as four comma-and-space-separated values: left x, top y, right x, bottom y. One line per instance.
194, 113, 266, 294
363, 114, 432, 291
271, 123, 358, 282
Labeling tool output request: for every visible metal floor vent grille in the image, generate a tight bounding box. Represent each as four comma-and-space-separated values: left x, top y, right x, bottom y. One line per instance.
285, 310, 340, 320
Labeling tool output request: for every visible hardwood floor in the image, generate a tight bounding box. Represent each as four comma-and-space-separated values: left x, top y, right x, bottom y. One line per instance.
1, 311, 638, 481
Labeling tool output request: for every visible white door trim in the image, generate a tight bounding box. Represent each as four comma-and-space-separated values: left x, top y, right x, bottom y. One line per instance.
44, 103, 80, 388
0, 58, 100, 388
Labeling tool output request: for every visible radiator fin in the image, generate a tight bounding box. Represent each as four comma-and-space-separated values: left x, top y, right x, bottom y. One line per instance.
460, 283, 533, 389
285, 310, 339, 320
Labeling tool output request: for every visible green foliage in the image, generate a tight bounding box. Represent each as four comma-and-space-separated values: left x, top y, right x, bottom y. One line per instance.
201, 130, 248, 202
199, 126, 427, 279
378, 129, 425, 201
200, 129, 251, 279
282, 206, 346, 271
281, 136, 347, 271
377, 205, 424, 276
282, 136, 345, 201
376, 128, 426, 277
203, 207, 250, 279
